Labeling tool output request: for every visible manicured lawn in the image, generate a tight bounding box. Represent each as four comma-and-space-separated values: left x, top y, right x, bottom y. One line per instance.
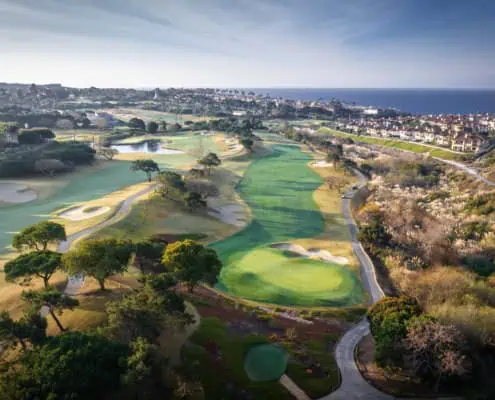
212, 144, 363, 307
218, 248, 363, 307
319, 127, 463, 161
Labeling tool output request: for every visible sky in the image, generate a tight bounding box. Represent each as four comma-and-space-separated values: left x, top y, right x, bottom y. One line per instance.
0, 0, 494, 89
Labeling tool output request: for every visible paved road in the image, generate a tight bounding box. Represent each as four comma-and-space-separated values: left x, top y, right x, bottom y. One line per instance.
434, 158, 495, 187
319, 171, 391, 400
58, 183, 158, 295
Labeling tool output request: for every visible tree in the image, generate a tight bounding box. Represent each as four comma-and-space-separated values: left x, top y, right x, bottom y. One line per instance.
189, 168, 205, 178
34, 159, 70, 176
185, 180, 219, 201
240, 137, 254, 152
183, 192, 207, 211
62, 238, 132, 290
12, 221, 66, 252
357, 216, 392, 250
0, 310, 47, 351
133, 240, 165, 273
405, 317, 471, 390
22, 288, 79, 332
99, 147, 118, 160
160, 120, 168, 132
326, 152, 342, 169
18, 128, 55, 145
4, 250, 62, 288
156, 171, 186, 201
198, 152, 221, 175
0, 332, 128, 400
162, 240, 222, 292
325, 175, 348, 194
130, 159, 160, 182
128, 117, 146, 131
360, 163, 373, 177
368, 296, 423, 367
146, 121, 159, 134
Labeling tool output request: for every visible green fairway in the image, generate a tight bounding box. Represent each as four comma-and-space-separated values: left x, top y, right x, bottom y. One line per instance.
212, 144, 363, 307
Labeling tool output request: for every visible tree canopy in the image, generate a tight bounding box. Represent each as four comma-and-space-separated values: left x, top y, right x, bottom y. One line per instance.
22, 288, 79, 332
162, 240, 222, 291
146, 121, 159, 134
62, 238, 132, 290
156, 171, 186, 201
130, 159, 160, 182
198, 152, 221, 175
0, 332, 128, 400
12, 221, 66, 252
128, 117, 146, 131
4, 250, 62, 287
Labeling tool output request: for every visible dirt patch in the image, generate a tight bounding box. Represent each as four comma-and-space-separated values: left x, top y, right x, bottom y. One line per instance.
311, 161, 334, 168
270, 243, 349, 265
0, 182, 37, 204
208, 203, 248, 227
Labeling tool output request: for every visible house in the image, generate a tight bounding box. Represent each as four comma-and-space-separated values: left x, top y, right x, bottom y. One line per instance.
413, 131, 425, 142
434, 133, 450, 147
424, 132, 435, 143
451, 134, 486, 152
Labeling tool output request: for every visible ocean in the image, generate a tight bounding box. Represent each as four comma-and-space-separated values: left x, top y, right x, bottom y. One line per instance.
249, 88, 495, 115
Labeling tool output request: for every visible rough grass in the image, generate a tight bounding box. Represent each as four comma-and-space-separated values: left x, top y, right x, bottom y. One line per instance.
319, 127, 463, 161
212, 144, 364, 307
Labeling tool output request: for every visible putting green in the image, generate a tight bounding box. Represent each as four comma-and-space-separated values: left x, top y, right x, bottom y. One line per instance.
212, 144, 363, 307
244, 344, 289, 382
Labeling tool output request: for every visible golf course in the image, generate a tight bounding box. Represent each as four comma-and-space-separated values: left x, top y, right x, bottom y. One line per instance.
212, 144, 364, 307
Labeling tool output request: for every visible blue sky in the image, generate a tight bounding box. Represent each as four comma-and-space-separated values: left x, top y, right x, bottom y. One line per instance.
0, 0, 494, 88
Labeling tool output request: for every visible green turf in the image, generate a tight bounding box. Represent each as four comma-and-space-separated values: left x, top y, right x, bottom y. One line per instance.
244, 344, 289, 382
319, 127, 463, 161
211, 144, 363, 307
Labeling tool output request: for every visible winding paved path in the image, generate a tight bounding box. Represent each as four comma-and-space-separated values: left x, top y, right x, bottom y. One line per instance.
434, 158, 495, 187
318, 171, 391, 400
58, 183, 158, 295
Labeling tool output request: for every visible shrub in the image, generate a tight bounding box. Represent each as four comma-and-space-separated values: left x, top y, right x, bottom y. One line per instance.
465, 193, 495, 215
18, 128, 55, 145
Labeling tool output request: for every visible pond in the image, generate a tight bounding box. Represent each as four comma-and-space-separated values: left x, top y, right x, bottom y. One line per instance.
110, 140, 184, 154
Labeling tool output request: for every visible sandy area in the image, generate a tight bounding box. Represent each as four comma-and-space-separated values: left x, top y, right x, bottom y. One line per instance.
59, 205, 110, 221
311, 160, 334, 168
271, 242, 349, 265
208, 203, 248, 227
0, 182, 37, 204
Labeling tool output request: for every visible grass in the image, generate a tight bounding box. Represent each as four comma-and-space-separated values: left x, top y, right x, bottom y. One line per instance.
182, 317, 293, 400
212, 144, 364, 307
218, 248, 363, 307
100, 108, 214, 124
319, 127, 463, 161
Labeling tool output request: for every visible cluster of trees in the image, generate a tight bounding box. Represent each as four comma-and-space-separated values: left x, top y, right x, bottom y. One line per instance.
0, 218, 223, 399
0, 140, 95, 178
127, 118, 181, 134
368, 296, 471, 392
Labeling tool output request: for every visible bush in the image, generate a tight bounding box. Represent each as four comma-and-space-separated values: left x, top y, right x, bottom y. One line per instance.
42, 142, 95, 165
465, 193, 495, 215
18, 128, 55, 145
0, 158, 34, 177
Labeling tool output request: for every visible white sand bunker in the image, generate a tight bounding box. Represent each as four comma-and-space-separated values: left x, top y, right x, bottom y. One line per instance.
271, 242, 349, 265
59, 205, 110, 221
311, 160, 333, 168
208, 203, 248, 228
0, 183, 37, 203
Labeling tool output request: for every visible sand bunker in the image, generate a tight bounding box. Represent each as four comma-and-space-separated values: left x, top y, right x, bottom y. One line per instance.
59, 205, 110, 221
311, 160, 334, 168
0, 183, 37, 204
271, 242, 349, 265
208, 203, 248, 227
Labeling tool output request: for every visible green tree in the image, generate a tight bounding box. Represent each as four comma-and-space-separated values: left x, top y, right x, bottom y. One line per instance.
130, 159, 160, 182
357, 216, 392, 250
240, 137, 254, 152
162, 240, 222, 292
62, 238, 132, 290
99, 147, 118, 160
0, 310, 47, 351
12, 221, 66, 252
146, 121, 159, 134
183, 192, 207, 211
198, 152, 221, 175
368, 296, 423, 367
133, 240, 165, 273
326, 152, 342, 169
0, 332, 127, 400
4, 250, 62, 288
160, 120, 168, 132
156, 171, 186, 201
128, 117, 146, 131
22, 288, 79, 332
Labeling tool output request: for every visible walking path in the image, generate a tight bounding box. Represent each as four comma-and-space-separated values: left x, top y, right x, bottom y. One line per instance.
280, 374, 311, 400
434, 158, 495, 187
58, 183, 158, 295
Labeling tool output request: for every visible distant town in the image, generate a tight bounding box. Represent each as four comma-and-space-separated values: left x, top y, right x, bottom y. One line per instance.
0, 82, 494, 154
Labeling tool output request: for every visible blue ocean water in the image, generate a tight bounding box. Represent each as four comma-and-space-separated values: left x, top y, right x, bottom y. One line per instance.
249, 88, 495, 115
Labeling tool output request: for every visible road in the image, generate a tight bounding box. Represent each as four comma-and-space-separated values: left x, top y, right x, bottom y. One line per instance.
434, 157, 495, 187
319, 171, 392, 400
58, 183, 158, 295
